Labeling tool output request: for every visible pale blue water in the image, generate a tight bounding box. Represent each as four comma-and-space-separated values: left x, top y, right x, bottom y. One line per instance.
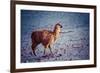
21, 10, 89, 63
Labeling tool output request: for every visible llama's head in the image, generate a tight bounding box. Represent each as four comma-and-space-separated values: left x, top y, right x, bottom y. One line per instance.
54, 23, 62, 33
55, 23, 62, 28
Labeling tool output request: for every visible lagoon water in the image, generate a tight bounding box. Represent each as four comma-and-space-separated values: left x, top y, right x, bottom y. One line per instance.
21, 10, 89, 63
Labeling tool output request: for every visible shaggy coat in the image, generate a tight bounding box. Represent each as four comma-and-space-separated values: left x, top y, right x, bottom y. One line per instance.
31, 23, 62, 56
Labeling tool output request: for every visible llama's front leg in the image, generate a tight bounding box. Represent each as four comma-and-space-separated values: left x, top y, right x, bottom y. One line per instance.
43, 45, 49, 55
49, 45, 53, 55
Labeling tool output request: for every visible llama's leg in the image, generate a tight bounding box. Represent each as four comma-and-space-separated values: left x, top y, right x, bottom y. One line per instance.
49, 45, 53, 55
31, 43, 37, 56
43, 45, 49, 55
43, 48, 46, 55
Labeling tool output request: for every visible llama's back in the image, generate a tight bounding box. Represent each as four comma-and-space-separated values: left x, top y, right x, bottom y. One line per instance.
31, 30, 55, 45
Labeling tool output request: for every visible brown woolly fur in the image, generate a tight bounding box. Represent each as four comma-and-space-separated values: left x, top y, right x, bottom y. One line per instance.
31, 23, 62, 56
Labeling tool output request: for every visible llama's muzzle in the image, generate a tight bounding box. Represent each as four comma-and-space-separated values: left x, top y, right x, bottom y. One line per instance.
60, 25, 63, 28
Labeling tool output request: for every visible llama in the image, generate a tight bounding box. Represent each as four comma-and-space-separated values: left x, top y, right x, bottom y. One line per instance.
31, 23, 62, 56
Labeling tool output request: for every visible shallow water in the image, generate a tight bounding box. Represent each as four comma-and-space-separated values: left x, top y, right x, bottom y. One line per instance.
21, 28, 89, 63
21, 10, 89, 63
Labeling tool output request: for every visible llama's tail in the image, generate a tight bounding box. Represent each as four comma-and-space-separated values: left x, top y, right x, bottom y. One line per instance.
31, 32, 35, 39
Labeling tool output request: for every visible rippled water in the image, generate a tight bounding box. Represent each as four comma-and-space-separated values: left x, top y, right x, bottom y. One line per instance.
21, 28, 89, 63
21, 10, 89, 63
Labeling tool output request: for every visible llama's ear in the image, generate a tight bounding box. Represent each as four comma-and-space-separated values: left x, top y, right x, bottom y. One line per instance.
57, 22, 62, 28
58, 21, 61, 24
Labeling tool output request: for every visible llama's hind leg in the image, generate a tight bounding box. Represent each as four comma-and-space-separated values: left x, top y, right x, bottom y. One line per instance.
43, 48, 46, 55
31, 43, 37, 56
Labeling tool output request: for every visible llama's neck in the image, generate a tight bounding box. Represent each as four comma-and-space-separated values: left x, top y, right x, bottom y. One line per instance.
53, 28, 60, 40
